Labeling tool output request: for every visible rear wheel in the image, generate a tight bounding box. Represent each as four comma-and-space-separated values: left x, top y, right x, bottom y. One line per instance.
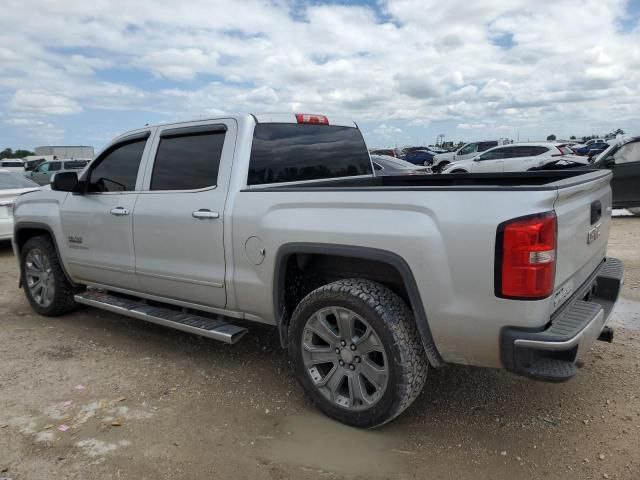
289, 279, 427, 428
21, 236, 77, 316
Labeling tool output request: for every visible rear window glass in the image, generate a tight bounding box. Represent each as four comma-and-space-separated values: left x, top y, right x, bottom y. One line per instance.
64, 160, 89, 169
248, 124, 372, 185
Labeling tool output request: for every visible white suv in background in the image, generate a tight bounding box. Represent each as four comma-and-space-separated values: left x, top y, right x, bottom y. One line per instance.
432, 140, 510, 172
441, 143, 588, 174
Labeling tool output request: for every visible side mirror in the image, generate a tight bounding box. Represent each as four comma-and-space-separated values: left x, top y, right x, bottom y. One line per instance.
51, 171, 79, 192
604, 158, 615, 168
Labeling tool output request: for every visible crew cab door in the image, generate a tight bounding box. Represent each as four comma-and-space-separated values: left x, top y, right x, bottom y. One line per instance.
132, 120, 236, 308
60, 131, 152, 290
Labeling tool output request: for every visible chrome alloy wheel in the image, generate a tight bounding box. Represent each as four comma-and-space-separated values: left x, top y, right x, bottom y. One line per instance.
25, 248, 55, 308
301, 307, 389, 410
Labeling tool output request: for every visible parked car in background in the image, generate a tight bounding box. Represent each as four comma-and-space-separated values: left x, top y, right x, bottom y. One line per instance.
590, 137, 640, 214
401, 149, 437, 166
573, 140, 610, 157
529, 136, 640, 215
23, 157, 50, 171
0, 170, 40, 241
26, 159, 90, 185
432, 140, 508, 172
0, 159, 26, 173
572, 138, 606, 150
441, 143, 586, 174
371, 155, 431, 175
370, 148, 400, 158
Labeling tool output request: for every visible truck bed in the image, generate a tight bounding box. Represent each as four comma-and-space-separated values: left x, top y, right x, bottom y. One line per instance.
251, 169, 606, 191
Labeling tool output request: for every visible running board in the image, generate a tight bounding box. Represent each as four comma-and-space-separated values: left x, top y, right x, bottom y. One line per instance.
74, 290, 248, 344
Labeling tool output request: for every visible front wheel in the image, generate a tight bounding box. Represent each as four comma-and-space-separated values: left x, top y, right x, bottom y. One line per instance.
435, 161, 450, 173
21, 235, 78, 316
289, 279, 427, 428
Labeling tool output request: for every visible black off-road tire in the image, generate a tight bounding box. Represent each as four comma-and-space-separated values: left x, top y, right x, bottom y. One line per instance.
20, 235, 78, 316
289, 279, 428, 428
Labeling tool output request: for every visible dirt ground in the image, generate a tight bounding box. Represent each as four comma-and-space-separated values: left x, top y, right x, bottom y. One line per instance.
1, 217, 639, 480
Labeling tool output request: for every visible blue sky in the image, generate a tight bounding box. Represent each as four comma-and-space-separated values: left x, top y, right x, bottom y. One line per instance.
1, 0, 640, 152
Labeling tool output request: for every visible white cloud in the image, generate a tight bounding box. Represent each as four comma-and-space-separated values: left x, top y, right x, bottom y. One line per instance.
8, 90, 82, 115
374, 124, 403, 137
0, 0, 639, 146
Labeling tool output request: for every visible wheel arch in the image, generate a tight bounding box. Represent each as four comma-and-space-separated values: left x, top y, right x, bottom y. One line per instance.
273, 243, 444, 367
13, 221, 77, 287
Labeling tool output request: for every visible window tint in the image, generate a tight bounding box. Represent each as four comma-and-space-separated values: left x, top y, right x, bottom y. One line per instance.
49, 162, 62, 171
478, 141, 498, 152
458, 143, 476, 155
151, 130, 225, 191
88, 139, 146, 193
64, 160, 89, 169
614, 141, 640, 165
479, 147, 508, 160
248, 124, 372, 185
1, 161, 23, 167
506, 146, 547, 158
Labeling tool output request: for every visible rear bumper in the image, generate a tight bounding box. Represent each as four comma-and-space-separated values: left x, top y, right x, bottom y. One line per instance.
501, 257, 624, 382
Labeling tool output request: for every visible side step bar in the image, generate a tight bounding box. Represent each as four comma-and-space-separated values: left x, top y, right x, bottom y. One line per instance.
74, 290, 248, 344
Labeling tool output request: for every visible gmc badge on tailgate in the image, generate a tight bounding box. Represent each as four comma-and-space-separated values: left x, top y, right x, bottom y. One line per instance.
587, 223, 601, 244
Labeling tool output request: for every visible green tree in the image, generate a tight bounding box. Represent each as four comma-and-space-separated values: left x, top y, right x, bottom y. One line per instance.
570, 135, 576, 140
0, 147, 35, 159
546, 134, 556, 141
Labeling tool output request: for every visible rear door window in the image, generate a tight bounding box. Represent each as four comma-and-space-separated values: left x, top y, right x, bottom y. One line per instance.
151, 127, 225, 191
49, 161, 62, 172
248, 124, 372, 185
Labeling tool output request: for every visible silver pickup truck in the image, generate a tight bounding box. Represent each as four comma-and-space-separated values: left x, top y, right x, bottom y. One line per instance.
12, 113, 623, 428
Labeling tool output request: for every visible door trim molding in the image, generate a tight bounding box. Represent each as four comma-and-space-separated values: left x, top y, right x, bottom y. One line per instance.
136, 269, 224, 288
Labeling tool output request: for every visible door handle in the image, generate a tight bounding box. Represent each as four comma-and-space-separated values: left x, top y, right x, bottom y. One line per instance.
192, 209, 220, 219
110, 207, 130, 216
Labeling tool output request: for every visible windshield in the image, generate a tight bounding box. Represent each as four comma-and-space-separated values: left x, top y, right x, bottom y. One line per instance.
0, 172, 39, 189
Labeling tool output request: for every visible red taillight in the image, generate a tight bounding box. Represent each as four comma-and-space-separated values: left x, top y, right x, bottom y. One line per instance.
295, 113, 329, 125
496, 211, 557, 299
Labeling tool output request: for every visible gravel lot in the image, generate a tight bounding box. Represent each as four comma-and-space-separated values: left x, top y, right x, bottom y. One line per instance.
1, 217, 639, 480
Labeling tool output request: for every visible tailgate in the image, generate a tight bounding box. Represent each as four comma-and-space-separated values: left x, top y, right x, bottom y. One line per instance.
552, 170, 612, 311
